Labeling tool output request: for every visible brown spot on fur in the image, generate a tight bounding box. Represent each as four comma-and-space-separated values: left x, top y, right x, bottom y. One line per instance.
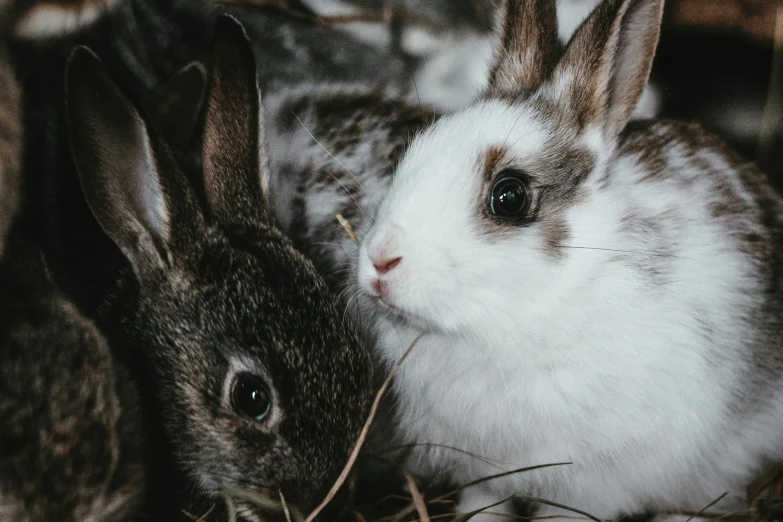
311, 93, 434, 157
618, 208, 678, 289
541, 214, 570, 256
482, 145, 508, 180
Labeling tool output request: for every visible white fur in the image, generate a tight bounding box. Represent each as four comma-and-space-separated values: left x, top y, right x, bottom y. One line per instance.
354, 93, 783, 519
14, 0, 117, 39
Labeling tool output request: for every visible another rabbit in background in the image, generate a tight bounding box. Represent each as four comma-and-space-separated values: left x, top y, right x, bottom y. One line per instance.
63, 16, 374, 518
0, 36, 144, 521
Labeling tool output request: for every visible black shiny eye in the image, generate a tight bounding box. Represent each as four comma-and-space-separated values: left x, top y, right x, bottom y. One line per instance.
490, 176, 530, 218
231, 373, 271, 421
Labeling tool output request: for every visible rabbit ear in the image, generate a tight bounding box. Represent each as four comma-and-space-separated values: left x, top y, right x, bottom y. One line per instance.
485, 0, 559, 96
144, 61, 207, 159
66, 46, 205, 282
551, 0, 664, 138
202, 15, 271, 230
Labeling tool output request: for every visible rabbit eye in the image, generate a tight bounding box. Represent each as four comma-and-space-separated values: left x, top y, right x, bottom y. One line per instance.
490, 176, 530, 218
231, 373, 271, 421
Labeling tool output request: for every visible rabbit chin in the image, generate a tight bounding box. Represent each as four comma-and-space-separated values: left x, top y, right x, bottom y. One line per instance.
356, 254, 467, 334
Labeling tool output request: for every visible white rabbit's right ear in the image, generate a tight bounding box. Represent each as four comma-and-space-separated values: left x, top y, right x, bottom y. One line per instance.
551, 0, 665, 139
485, 0, 559, 96
66, 46, 205, 281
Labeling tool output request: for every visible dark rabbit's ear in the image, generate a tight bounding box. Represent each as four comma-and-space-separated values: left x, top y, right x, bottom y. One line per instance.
485, 0, 559, 97
202, 16, 271, 230
66, 46, 205, 282
552, 0, 665, 138
144, 61, 207, 159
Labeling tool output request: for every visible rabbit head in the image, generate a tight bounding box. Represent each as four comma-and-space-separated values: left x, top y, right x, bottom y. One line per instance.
65, 16, 373, 514
356, 0, 664, 334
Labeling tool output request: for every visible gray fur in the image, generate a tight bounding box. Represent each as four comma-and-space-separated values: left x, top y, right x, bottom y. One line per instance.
64, 17, 373, 516
0, 47, 143, 521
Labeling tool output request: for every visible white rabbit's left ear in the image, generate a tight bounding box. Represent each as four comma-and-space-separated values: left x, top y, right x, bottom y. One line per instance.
485, 0, 560, 97
551, 0, 665, 139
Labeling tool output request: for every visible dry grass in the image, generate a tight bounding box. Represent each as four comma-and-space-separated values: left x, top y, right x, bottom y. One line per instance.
201, 437, 783, 522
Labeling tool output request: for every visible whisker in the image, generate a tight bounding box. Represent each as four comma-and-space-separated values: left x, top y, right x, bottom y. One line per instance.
342, 292, 362, 326
336, 284, 356, 304
293, 113, 365, 214
328, 268, 355, 281
409, 65, 424, 121
306, 241, 357, 249
500, 106, 529, 153
556, 245, 689, 260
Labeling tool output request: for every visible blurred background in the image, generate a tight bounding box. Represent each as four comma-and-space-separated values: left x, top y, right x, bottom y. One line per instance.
251, 0, 783, 188
659, 0, 782, 188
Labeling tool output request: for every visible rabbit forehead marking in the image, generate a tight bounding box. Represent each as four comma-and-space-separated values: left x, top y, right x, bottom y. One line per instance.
470, 124, 596, 255
395, 99, 548, 187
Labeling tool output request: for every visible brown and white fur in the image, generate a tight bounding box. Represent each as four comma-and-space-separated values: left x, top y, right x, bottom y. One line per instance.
322, 0, 783, 519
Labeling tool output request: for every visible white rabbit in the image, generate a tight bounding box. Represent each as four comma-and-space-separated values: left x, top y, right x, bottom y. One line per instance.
348, 0, 783, 519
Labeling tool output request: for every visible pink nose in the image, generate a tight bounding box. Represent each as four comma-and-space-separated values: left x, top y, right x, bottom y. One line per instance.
373, 256, 403, 275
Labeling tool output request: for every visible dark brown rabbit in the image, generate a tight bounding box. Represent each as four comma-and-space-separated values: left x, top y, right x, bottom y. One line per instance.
0, 44, 144, 521
64, 16, 373, 519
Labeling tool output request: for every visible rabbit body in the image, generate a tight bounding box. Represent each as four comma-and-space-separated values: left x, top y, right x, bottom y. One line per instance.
281, 0, 783, 518
0, 237, 144, 521
0, 46, 143, 521
270, 88, 783, 518
361, 115, 783, 517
